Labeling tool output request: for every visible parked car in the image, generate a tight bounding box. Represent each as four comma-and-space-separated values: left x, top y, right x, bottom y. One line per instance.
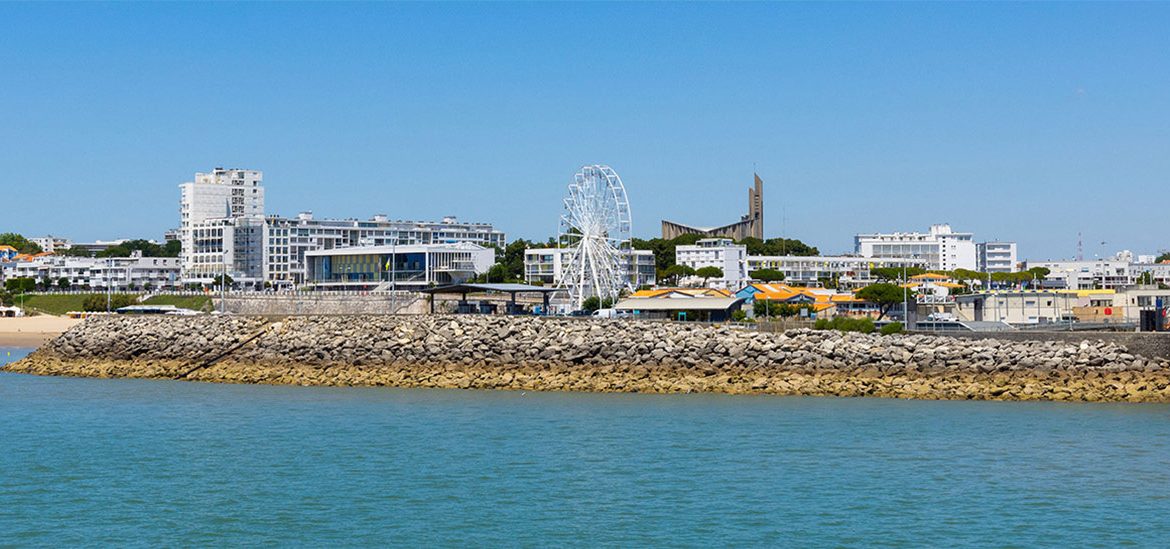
568, 309, 592, 317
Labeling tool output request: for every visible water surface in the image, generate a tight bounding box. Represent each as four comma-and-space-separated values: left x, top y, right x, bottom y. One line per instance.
2, 347, 1169, 546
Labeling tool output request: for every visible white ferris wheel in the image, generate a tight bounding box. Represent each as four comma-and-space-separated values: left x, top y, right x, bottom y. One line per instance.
558, 164, 633, 310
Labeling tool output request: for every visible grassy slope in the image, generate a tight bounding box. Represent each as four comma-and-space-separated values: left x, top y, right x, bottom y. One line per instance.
16, 294, 140, 316
141, 294, 213, 312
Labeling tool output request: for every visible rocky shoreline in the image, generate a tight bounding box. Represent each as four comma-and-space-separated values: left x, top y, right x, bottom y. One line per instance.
7, 315, 1170, 402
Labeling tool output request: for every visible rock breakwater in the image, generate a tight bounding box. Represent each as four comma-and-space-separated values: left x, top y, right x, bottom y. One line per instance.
8, 315, 1170, 402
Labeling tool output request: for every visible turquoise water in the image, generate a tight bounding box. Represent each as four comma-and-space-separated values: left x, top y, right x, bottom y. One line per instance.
3, 346, 1170, 546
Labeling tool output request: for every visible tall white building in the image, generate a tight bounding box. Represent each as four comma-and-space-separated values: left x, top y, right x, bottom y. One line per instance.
977, 241, 1018, 273
524, 248, 656, 288
855, 224, 979, 271
179, 168, 264, 280
675, 238, 748, 288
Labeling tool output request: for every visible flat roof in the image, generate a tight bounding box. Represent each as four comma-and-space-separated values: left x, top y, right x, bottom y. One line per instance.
305, 242, 486, 257
613, 297, 743, 311
419, 283, 561, 295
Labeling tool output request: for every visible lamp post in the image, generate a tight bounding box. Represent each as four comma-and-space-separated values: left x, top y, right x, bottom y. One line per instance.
220, 252, 227, 314
107, 257, 113, 312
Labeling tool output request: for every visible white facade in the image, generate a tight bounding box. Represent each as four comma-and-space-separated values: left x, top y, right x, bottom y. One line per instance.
977, 241, 1018, 273
855, 224, 979, 271
30, 236, 72, 253
746, 255, 929, 288
179, 168, 264, 279
2, 252, 181, 290
675, 239, 748, 287
523, 248, 656, 288
1025, 259, 1133, 290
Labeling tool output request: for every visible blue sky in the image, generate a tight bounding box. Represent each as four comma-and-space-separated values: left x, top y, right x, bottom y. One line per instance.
1, 3, 1168, 260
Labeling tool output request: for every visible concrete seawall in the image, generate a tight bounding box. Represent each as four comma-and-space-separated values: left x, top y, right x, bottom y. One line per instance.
7, 315, 1170, 402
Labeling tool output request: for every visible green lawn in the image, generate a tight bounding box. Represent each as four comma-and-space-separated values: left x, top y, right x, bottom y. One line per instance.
13, 293, 212, 315
141, 294, 213, 312
16, 293, 140, 316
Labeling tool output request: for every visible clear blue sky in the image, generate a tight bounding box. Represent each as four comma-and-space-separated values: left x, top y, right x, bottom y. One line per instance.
2, 3, 1168, 260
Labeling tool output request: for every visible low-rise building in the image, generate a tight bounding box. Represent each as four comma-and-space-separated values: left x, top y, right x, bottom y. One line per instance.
30, 236, 72, 253
304, 242, 495, 290
523, 248, 656, 289
1025, 259, 1132, 290
745, 255, 928, 288
1, 252, 182, 290
675, 238, 748, 288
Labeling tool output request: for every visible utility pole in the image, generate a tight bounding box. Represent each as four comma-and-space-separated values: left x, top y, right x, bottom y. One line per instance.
107, 257, 113, 312
220, 252, 227, 314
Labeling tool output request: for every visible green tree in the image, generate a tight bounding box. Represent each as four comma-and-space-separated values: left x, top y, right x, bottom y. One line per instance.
580, 296, 614, 312
856, 283, 911, 320
870, 266, 927, 281
212, 274, 234, 288
1157, 252, 1170, 263
695, 266, 723, 286
0, 233, 43, 255
96, 239, 179, 258
754, 300, 813, 318
660, 264, 695, 285
737, 237, 819, 256
4, 277, 36, 293
748, 268, 785, 282
57, 277, 72, 290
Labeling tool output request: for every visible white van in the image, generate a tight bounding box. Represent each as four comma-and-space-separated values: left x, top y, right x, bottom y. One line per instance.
591, 308, 631, 319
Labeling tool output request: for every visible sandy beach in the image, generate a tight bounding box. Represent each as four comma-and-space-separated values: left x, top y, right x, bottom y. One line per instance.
0, 316, 80, 347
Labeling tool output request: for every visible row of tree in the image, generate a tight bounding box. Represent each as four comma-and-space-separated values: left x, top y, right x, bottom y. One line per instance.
867, 266, 1053, 287
0, 233, 43, 255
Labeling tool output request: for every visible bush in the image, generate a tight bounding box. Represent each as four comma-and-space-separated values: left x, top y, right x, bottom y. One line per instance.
83, 294, 137, 312
731, 310, 747, 322
816, 316, 876, 334
880, 322, 904, 335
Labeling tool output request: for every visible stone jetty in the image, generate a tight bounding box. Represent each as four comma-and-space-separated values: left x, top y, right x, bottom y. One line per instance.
7, 315, 1170, 402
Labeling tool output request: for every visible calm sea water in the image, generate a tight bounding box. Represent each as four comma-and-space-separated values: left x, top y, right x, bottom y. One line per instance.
3, 346, 1170, 546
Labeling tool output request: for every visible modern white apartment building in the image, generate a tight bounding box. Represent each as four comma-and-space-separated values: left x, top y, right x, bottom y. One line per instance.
1, 252, 181, 290
30, 236, 72, 253
523, 248, 657, 288
179, 168, 264, 280
675, 238, 749, 287
746, 255, 929, 288
977, 241, 1018, 273
1024, 259, 1133, 290
855, 224, 982, 271
305, 242, 495, 290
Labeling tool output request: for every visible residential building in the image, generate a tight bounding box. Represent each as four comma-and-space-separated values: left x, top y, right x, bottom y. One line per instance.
675, 238, 749, 288
0, 245, 17, 262
855, 224, 981, 271
662, 173, 763, 240
1, 252, 181, 290
745, 255, 928, 288
977, 241, 1018, 273
30, 236, 72, 253
179, 167, 265, 280
305, 242, 494, 290
1025, 259, 1133, 290
523, 248, 656, 288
